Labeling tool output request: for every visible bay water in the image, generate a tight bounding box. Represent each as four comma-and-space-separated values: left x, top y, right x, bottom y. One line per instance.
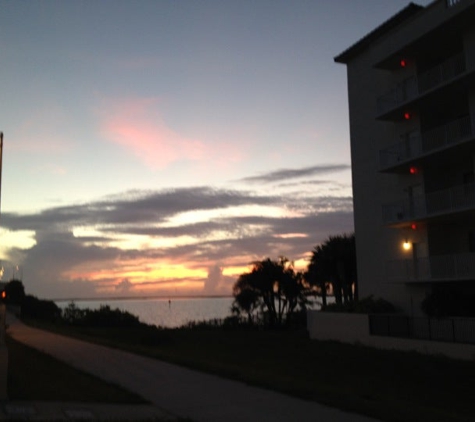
55, 296, 235, 328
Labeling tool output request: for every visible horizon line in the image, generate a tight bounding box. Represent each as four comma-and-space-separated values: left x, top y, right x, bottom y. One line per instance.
52, 294, 234, 302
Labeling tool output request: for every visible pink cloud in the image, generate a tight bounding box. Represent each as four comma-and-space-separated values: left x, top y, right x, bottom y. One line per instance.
98, 96, 247, 171
98, 97, 208, 170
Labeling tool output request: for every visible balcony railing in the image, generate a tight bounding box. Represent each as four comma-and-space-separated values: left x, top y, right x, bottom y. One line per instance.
386, 252, 475, 282
377, 50, 472, 116
417, 52, 466, 93
377, 77, 418, 115
379, 115, 473, 169
382, 182, 475, 224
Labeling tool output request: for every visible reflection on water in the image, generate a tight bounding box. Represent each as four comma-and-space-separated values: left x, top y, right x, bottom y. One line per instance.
55, 297, 235, 328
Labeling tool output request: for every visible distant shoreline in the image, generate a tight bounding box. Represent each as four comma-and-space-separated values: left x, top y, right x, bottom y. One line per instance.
53, 295, 234, 302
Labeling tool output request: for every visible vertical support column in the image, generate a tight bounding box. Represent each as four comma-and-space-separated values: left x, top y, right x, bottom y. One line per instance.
0, 304, 8, 399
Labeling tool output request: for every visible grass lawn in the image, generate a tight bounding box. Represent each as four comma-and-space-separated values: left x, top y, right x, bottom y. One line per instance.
6, 335, 146, 403
22, 321, 475, 422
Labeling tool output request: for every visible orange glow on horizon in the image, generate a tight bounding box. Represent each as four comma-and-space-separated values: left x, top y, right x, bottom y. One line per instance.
64, 259, 213, 295
273, 233, 308, 239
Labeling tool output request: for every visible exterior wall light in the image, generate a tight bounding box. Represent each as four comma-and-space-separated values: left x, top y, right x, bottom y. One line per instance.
403, 240, 412, 251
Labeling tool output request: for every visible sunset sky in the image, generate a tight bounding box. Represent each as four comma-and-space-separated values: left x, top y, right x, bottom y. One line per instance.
0, 1, 433, 299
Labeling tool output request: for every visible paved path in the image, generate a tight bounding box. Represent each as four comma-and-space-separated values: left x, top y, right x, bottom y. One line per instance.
6, 314, 382, 422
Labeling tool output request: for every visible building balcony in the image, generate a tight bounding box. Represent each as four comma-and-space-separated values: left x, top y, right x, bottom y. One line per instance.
382, 182, 475, 225
386, 252, 475, 282
379, 115, 473, 171
376, 49, 474, 119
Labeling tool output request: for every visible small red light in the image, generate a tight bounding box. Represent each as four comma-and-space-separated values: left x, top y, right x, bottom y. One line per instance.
411, 223, 417, 230
400, 59, 407, 67
404, 112, 411, 120
410, 167, 417, 174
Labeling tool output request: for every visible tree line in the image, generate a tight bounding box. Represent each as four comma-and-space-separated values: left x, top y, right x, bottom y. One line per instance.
232, 233, 357, 327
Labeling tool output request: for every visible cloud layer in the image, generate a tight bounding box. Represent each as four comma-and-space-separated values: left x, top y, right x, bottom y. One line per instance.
1, 165, 353, 299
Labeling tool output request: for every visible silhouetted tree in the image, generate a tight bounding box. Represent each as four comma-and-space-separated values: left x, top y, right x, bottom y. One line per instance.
232, 257, 309, 327
307, 234, 357, 305
232, 273, 260, 324
4, 279, 26, 305
305, 258, 329, 307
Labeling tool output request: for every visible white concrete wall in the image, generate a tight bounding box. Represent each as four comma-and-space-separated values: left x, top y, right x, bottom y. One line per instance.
307, 311, 475, 361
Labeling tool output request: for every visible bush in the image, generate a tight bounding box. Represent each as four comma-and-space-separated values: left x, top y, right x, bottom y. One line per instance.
62, 304, 142, 328
322, 295, 396, 314
62, 301, 86, 324
21, 295, 61, 322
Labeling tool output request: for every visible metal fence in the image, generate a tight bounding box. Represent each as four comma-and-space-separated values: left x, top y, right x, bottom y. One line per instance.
369, 314, 475, 344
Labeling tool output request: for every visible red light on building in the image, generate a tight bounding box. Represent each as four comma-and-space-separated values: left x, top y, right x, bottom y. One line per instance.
404, 112, 411, 120
411, 223, 417, 230
410, 167, 418, 174
400, 59, 407, 67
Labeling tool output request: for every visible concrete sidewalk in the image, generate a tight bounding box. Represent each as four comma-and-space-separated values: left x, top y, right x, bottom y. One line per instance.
5, 314, 382, 422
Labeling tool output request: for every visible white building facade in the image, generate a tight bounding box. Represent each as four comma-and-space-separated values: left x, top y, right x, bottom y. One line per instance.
336, 0, 475, 315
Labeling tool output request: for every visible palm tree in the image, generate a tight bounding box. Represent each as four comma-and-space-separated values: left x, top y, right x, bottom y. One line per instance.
307, 234, 357, 305
232, 257, 309, 326
305, 255, 329, 307
232, 272, 260, 323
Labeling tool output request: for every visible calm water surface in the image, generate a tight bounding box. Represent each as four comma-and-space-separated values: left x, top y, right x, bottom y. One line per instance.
55, 297, 235, 328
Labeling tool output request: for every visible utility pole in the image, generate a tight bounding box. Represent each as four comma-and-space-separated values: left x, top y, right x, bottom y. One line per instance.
0, 132, 3, 222
0, 133, 3, 282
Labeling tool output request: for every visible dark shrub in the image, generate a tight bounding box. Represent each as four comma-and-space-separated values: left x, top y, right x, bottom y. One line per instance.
322, 295, 396, 314
64, 304, 142, 328
62, 301, 86, 324
21, 295, 61, 322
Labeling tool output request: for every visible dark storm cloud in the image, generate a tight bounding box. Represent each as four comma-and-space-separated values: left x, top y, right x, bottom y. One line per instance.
107, 209, 355, 270
1, 184, 353, 298
1, 186, 275, 232
239, 164, 351, 184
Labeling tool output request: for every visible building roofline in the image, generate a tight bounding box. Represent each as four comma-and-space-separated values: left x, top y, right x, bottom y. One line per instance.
334, 3, 425, 64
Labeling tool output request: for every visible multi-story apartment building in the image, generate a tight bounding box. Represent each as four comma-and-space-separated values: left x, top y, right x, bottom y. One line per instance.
335, 0, 475, 315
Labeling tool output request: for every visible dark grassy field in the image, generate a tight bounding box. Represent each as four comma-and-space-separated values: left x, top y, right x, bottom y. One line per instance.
6, 335, 146, 403
21, 320, 475, 422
